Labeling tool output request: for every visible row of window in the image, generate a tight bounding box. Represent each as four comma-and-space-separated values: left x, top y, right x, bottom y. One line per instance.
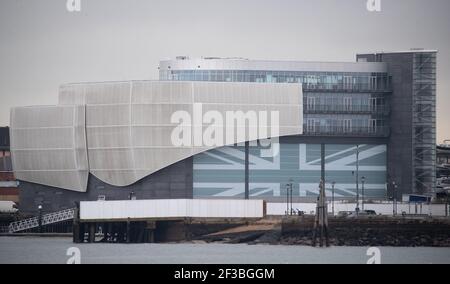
304, 118, 387, 135
305, 97, 387, 113
160, 70, 391, 91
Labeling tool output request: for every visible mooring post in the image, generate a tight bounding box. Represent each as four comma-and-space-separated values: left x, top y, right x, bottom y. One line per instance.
88, 223, 95, 243
72, 206, 80, 243
446, 200, 449, 217
145, 221, 155, 243
126, 218, 131, 243
312, 180, 330, 247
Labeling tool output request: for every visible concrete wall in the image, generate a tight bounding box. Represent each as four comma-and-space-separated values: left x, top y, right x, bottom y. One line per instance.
358, 53, 414, 198
18, 157, 193, 214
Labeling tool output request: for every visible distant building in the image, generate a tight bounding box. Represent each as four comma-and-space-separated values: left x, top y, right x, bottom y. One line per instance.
437, 143, 450, 179
0, 127, 18, 203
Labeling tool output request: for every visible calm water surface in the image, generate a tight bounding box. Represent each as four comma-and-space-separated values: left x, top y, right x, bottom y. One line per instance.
0, 237, 449, 264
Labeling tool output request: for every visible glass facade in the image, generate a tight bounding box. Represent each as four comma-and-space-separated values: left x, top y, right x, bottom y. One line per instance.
161, 69, 391, 137
161, 61, 390, 199
160, 70, 390, 92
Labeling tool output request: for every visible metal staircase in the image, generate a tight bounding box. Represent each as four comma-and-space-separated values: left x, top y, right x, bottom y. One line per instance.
8, 208, 75, 233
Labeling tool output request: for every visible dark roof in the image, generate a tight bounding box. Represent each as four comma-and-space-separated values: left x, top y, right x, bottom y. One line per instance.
0, 127, 10, 150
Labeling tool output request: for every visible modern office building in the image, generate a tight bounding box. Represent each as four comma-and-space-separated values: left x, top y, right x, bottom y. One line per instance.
160, 50, 437, 201
10, 50, 437, 213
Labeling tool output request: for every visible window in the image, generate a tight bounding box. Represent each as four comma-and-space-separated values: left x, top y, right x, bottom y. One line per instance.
369, 97, 377, 112
343, 76, 353, 90
343, 97, 352, 111
369, 119, 377, 133
307, 97, 316, 111
307, 119, 316, 133
370, 76, 377, 90
343, 119, 352, 133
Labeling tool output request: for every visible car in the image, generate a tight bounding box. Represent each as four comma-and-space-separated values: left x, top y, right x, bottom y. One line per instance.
343, 209, 377, 218
0, 201, 19, 214
337, 211, 353, 217
363, 210, 377, 215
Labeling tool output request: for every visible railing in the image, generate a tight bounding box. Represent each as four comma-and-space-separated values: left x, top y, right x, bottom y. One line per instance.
0, 226, 10, 233
304, 104, 390, 115
303, 83, 391, 93
303, 126, 390, 137
8, 208, 75, 233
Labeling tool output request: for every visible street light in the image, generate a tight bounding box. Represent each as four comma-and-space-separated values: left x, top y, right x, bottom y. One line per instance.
38, 205, 43, 233
285, 183, 290, 215
361, 176, 366, 211
392, 181, 398, 216
352, 170, 360, 214
286, 180, 293, 215
331, 181, 336, 216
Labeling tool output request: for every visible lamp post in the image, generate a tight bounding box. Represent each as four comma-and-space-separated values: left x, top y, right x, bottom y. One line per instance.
361, 176, 365, 211
290, 183, 293, 215
392, 181, 398, 216
38, 205, 43, 233
286, 183, 289, 215
286, 180, 293, 215
350, 146, 361, 215
331, 181, 335, 215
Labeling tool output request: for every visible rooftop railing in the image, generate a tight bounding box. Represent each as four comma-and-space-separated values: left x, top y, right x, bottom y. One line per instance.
303, 125, 390, 137
304, 104, 390, 115
303, 83, 391, 93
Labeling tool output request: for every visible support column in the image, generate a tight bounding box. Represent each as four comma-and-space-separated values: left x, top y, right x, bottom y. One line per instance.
126, 218, 131, 243
88, 223, 95, 243
245, 141, 249, 200
72, 207, 80, 243
321, 144, 325, 182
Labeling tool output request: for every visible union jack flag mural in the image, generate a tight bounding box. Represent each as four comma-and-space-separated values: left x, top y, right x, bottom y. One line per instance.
193, 142, 387, 200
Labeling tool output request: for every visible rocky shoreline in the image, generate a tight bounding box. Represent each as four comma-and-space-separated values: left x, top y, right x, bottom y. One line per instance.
193, 217, 450, 247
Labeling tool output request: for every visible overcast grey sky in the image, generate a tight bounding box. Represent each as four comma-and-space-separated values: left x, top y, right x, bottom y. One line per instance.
0, 0, 449, 142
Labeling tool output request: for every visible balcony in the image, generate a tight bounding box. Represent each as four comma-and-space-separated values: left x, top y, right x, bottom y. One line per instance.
302, 83, 391, 93
304, 104, 390, 116
303, 125, 390, 137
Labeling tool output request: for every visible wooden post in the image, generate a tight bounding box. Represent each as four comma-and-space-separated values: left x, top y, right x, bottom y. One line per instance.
72, 207, 80, 243
145, 221, 156, 243
88, 223, 95, 243
126, 218, 131, 243
312, 180, 330, 247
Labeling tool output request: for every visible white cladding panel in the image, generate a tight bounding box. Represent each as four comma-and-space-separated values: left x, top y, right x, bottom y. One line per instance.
11, 81, 303, 191
80, 199, 264, 220
10, 105, 88, 192
58, 81, 303, 188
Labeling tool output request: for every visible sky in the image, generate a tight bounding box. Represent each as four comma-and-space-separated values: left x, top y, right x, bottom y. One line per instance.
0, 0, 449, 142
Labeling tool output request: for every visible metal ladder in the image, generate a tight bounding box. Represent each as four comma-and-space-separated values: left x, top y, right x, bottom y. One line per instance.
8, 208, 75, 233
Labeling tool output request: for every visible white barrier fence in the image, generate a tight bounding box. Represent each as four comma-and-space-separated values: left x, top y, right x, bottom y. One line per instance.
80, 199, 265, 220
267, 202, 449, 216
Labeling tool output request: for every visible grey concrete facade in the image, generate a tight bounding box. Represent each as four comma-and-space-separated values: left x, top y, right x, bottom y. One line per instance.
357, 51, 437, 198
19, 157, 193, 214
